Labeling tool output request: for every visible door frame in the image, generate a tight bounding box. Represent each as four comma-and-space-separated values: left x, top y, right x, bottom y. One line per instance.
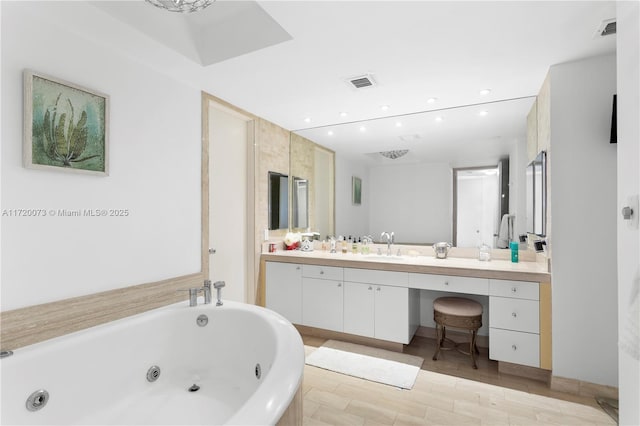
452, 165, 499, 247
201, 92, 256, 303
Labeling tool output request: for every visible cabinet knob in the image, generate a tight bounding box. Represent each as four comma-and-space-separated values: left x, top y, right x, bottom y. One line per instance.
368, 286, 373, 290
511, 287, 517, 293
512, 312, 517, 318
444, 281, 449, 286
337, 283, 342, 287
320, 270, 324, 275
377, 287, 381, 291
296, 266, 300, 270
512, 344, 518, 351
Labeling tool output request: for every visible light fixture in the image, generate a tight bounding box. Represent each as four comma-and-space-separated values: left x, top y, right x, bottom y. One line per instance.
395, 121, 403, 127
327, 130, 334, 136
304, 117, 312, 123
435, 116, 443, 122
479, 89, 492, 96
359, 126, 367, 132
339, 111, 348, 117
145, 0, 215, 13
381, 105, 390, 111
479, 110, 489, 116
427, 97, 438, 104
379, 150, 409, 160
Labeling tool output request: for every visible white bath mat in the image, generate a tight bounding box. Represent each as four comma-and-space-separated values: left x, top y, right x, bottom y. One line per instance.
305, 340, 423, 389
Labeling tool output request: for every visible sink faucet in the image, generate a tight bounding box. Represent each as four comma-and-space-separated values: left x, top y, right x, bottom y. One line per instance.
380, 231, 394, 256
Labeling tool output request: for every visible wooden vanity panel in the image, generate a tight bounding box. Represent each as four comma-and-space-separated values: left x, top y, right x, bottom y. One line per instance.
539, 281, 552, 370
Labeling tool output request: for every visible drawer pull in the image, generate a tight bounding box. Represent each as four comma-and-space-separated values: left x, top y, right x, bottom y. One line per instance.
296, 266, 301, 270
320, 270, 324, 275
512, 312, 517, 318
511, 287, 517, 293
444, 281, 449, 286
512, 344, 518, 351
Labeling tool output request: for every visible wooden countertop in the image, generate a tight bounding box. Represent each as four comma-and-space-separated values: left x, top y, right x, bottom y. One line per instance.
261, 250, 551, 283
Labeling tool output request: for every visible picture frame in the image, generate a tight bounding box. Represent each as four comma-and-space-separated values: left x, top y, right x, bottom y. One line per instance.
23, 70, 109, 176
352, 176, 362, 205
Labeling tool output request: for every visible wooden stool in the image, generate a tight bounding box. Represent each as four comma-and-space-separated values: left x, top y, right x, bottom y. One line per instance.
432, 296, 483, 369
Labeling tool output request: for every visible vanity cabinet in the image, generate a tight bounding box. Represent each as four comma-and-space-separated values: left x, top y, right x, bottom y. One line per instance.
301, 265, 343, 332
489, 279, 540, 367
343, 268, 418, 344
265, 262, 302, 324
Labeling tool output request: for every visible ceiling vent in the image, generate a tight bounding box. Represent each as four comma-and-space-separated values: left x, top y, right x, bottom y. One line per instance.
596, 18, 616, 37
348, 74, 376, 89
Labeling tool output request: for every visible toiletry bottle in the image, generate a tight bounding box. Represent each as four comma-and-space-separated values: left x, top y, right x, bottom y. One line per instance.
330, 237, 336, 253
341, 236, 347, 254
510, 241, 519, 263
352, 238, 358, 254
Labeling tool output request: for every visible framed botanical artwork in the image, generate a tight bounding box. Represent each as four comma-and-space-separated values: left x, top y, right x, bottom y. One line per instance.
352, 176, 362, 205
23, 70, 109, 176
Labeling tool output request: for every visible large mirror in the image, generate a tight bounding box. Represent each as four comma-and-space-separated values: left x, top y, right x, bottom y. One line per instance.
289, 133, 335, 239
292, 97, 535, 247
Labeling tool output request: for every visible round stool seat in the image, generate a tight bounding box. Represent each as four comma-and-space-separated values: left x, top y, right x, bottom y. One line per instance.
434, 297, 482, 316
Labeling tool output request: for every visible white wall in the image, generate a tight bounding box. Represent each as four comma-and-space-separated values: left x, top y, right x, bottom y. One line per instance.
549, 54, 618, 386
1, 3, 201, 310
335, 155, 369, 238
369, 162, 451, 244
616, 2, 640, 424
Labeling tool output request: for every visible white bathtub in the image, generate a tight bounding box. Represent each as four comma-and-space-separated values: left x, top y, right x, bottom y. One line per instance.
0, 299, 304, 425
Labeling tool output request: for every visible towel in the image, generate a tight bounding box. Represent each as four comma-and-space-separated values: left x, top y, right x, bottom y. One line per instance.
497, 214, 510, 248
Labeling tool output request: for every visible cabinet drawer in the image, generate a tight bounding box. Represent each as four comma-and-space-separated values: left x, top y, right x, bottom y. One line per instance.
490, 328, 540, 368
490, 297, 539, 333
302, 265, 343, 281
489, 280, 539, 300
344, 268, 408, 287
408, 273, 488, 295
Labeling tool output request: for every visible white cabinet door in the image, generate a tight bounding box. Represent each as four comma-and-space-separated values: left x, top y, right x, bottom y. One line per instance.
344, 282, 374, 337
302, 278, 343, 332
265, 262, 302, 324
374, 285, 410, 344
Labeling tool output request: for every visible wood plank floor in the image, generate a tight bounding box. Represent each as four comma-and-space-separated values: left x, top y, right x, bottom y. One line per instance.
301, 335, 616, 426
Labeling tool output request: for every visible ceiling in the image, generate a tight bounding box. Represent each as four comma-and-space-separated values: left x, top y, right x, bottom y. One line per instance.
93, 0, 617, 165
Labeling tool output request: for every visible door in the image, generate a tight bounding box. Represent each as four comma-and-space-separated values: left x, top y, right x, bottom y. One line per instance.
374, 285, 409, 343
208, 103, 250, 303
343, 282, 374, 337
302, 278, 343, 332
265, 262, 302, 324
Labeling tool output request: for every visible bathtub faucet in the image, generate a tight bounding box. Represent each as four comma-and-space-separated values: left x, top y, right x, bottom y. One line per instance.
203, 280, 212, 304
214, 281, 226, 306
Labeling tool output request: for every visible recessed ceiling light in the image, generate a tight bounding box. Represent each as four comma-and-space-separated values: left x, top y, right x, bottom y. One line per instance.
381, 105, 390, 111
479, 89, 491, 96
435, 116, 443, 122
359, 126, 367, 132
304, 117, 312, 123
327, 130, 334, 136
395, 121, 402, 127
479, 110, 489, 116
427, 97, 438, 104
339, 112, 348, 117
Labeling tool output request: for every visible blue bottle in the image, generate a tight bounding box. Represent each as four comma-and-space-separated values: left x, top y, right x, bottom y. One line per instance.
510, 241, 519, 263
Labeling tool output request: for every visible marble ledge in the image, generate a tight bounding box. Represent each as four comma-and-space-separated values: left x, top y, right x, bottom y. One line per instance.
260, 249, 551, 283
